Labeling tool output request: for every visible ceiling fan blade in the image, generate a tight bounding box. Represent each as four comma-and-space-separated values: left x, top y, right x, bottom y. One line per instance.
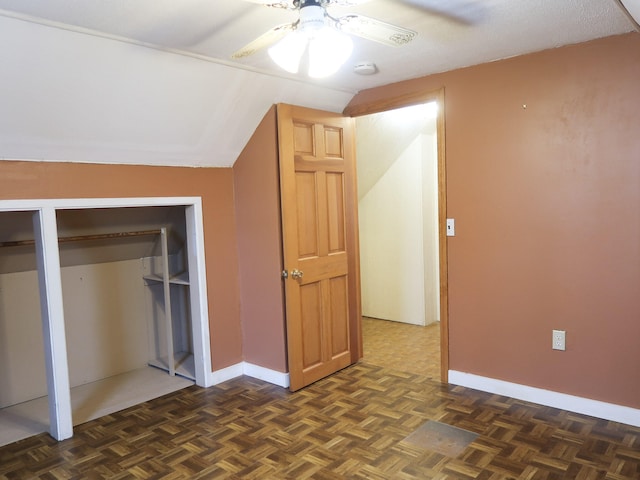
240, 0, 296, 9
338, 14, 417, 46
231, 23, 295, 59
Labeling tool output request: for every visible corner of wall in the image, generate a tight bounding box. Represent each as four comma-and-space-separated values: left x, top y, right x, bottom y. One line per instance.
233, 106, 288, 373
206, 362, 289, 389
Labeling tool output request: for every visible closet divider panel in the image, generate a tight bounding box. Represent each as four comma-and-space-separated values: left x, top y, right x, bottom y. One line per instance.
33, 208, 73, 441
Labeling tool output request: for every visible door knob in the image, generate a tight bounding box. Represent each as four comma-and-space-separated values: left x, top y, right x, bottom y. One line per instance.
290, 269, 304, 280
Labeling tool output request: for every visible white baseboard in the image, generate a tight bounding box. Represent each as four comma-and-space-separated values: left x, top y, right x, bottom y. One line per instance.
243, 363, 290, 388
449, 370, 640, 428
207, 363, 244, 386
207, 362, 289, 389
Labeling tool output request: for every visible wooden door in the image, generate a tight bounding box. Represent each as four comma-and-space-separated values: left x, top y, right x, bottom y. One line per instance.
277, 104, 362, 391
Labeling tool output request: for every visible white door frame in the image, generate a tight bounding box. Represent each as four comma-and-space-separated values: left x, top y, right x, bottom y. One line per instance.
0, 197, 211, 441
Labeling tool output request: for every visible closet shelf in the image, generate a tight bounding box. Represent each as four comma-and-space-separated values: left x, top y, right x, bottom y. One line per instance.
143, 226, 193, 380
143, 272, 189, 285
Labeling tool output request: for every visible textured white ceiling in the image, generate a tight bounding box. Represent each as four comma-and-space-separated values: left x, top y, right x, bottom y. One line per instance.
0, 0, 634, 92
0, 0, 635, 167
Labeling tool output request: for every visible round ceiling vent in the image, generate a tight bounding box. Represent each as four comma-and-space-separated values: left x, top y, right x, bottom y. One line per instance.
353, 62, 377, 75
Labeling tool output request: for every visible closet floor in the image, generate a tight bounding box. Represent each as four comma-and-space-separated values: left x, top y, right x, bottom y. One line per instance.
0, 366, 193, 447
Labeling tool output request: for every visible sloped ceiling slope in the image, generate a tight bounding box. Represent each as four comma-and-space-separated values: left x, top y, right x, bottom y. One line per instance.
0, 15, 353, 168
356, 106, 436, 200
0, 0, 635, 168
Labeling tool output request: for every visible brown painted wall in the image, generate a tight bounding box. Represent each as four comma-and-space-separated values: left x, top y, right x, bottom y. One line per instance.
233, 106, 288, 372
347, 33, 640, 409
0, 160, 243, 370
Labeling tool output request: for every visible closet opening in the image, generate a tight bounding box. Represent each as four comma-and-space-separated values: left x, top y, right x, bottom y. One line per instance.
0, 197, 211, 446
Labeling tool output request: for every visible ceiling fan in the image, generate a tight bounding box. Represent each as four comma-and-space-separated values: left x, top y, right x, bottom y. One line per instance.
231, 0, 418, 77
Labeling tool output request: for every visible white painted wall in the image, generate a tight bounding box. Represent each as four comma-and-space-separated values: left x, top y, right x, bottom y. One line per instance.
359, 139, 426, 324
357, 104, 439, 326
62, 260, 150, 388
422, 131, 440, 324
0, 268, 47, 407
0, 259, 150, 408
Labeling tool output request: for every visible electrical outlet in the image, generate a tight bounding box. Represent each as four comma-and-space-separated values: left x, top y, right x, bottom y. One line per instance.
552, 330, 566, 351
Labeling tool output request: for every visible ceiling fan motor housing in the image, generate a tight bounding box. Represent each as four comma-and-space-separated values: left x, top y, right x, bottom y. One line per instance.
295, 0, 325, 7
298, 2, 327, 34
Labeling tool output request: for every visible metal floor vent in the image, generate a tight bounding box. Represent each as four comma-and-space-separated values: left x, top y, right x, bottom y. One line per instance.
403, 420, 479, 457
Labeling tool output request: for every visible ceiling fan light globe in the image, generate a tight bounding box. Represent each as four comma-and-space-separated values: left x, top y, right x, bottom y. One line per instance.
268, 30, 308, 73
308, 27, 353, 78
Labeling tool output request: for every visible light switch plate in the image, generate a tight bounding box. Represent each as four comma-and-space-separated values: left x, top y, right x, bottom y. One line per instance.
446, 218, 455, 236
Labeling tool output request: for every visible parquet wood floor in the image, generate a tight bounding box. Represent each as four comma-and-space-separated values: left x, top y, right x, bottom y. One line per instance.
362, 317, 440, 379
2, 362, 639, 479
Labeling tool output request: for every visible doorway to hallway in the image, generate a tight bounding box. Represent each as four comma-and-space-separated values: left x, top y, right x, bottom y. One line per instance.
354, 101, 443, 379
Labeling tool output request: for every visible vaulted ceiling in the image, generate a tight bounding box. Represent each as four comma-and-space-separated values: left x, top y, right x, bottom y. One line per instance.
0, 1, 637, 167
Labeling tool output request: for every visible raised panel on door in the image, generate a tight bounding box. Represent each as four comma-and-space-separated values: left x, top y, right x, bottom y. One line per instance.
300, 282, 323, 370
293, 122, 315, 157
296, 172, 319, 259
329, 275, 349, 358
326, 172, 346, 254
323, 127, 344, 159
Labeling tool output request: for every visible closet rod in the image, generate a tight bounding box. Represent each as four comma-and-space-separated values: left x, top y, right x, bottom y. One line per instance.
0, 229, 162, 248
